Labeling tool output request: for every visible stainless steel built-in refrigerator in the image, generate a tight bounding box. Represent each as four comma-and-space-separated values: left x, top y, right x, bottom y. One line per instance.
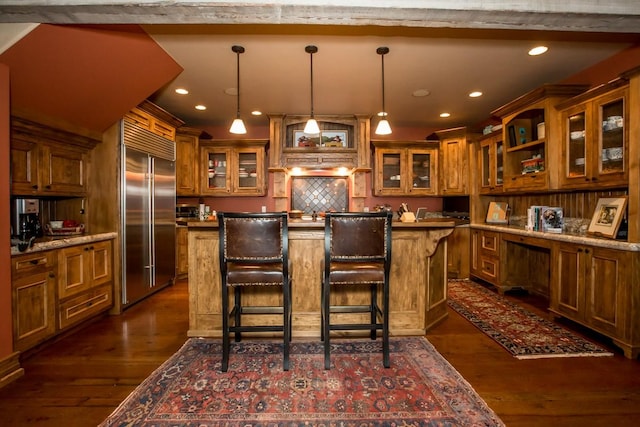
121, 120, 176, 308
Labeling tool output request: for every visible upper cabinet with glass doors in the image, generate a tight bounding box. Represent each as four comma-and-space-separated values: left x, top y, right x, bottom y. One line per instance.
492, 84, 588, 193
371, 141, 438, 196
478, 130, 504, 194
200, 140, 267, 196
556, 79, 629, 189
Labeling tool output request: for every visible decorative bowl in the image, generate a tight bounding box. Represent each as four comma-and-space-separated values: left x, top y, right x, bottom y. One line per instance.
570, 130, 584, 140
607, 147, 623, 160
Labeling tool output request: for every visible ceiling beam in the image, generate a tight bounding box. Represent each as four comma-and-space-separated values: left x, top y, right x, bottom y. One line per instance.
1, 1, 640, 34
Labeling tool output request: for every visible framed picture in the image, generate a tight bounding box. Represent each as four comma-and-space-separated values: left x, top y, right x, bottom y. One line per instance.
294, 131, 321, 147
321, 130, 348, 148
588, 197, 627, 238
486, 201, 509, 224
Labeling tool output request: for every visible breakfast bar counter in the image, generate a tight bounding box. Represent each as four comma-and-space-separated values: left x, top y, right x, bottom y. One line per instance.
187, 219, 455, 338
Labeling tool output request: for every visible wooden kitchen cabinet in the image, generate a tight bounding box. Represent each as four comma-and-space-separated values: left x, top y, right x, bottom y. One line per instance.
556, 80, 628, 189
492, 84, 588, 193
175, 127, 202, 196
200, 140, 267, 196
57, 240, 113, 330
11, 251, 57, 352
447, 225, 470, 279
436, 127, 473, 195
470, 228, 501, 286
372, 141, 438, 196
176, 226, 188, 278
478, 130, 504, 194
10, 117, 94, 196
125, 100, 184, 141
551, 242, 638, 358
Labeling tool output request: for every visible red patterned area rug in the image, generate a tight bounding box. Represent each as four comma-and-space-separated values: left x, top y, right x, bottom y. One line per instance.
448, 279, 613, 359
100, 336, 504, 426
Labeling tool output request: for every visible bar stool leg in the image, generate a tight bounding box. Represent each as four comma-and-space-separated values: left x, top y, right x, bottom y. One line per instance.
221, 284, 230, 372
323, 277, 331, 369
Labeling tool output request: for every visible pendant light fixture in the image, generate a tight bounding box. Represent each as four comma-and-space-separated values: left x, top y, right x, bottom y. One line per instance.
375, 46, 392, 135
304, 45, 320, 135
229, 45, 247, 134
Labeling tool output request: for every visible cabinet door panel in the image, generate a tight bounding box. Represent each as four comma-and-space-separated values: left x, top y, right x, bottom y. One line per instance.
12, 271, 56, 351
554, 246, 583, 319
58, 246, 90, 299
587, 249, 629, 335
90, 241, 113, 286
42, 146, 86, 194
10, 140, 40, 194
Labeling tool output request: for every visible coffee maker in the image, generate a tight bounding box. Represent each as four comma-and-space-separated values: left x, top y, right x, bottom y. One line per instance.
11, 198, 43, 240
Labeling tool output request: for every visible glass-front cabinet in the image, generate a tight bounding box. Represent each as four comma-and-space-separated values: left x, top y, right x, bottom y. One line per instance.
479, 130, 504, 194
558, 81, 628, 189
200, 140, 267, 196
372, 141, 438, 196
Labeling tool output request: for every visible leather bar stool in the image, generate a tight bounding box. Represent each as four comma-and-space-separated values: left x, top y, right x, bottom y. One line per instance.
321, 211, 393, 369
218, 212, 292, 372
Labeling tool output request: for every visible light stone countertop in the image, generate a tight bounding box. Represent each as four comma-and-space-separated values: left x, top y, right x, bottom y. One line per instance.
472, 223, 640, 252
11, 232, 118, 256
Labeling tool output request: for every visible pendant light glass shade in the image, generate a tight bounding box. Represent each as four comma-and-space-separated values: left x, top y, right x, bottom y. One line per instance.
229, 45, 247, 135
375, 46, 392, 135
303, 118, 320, 134
304, 45, 320, 135
375, 118, 392, 135
230, 118, 247, 134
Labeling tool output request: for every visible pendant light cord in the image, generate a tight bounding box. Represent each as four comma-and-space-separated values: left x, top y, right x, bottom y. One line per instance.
380, 52, 385, 115
232, 45, 245, 119
377, 46, 389, 117
306, 45, 318, 119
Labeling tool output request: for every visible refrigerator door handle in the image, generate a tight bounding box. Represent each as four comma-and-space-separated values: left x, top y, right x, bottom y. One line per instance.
148, 156, 156, 288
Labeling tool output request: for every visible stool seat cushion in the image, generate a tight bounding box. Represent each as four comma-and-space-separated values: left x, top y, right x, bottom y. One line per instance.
329, 261, 385, 285
227, 263, 285, 286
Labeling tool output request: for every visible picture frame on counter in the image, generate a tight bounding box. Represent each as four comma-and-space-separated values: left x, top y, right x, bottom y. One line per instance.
486, 201, 509, 224
588, 196, 627, 239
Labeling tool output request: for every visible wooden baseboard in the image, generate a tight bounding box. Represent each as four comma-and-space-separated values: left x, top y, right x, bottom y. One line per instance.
0, 351, 24, 389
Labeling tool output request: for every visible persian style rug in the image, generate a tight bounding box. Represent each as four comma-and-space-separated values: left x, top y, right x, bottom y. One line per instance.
100, 336, 504, 426
447, 279, 613, 359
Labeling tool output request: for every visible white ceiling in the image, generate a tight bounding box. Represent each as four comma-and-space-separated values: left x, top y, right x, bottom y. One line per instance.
144, 25, 634, 132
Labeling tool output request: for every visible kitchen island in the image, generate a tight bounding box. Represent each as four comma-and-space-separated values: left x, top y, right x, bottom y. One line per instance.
187, 219, 455, 338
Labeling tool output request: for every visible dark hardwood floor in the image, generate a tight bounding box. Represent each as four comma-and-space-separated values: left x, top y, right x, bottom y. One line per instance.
1, 278, 639, 426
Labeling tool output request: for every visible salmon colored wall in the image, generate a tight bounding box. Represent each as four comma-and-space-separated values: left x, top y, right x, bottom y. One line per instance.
1, 63, 12, 357
0, 24, 183, 133
562, 44, 640, 86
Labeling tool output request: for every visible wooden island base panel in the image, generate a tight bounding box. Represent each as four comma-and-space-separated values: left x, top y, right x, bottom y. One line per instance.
187, 219, 455, 338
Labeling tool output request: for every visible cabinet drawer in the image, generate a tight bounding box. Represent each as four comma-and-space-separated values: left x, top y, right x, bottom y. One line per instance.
478, 257, 500, 284
12, 252, 54, 276
58, 284, 113, 330
480, 231, 500, 254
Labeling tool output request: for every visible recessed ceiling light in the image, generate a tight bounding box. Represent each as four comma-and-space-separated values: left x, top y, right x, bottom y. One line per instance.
440, 112, 451, 118
175, 88, 189, 95
195, 105, 207, 111
469, 91, 483, 98
528, 46, 549, 56
251, 110, 262, 116
412, 89, 430, 97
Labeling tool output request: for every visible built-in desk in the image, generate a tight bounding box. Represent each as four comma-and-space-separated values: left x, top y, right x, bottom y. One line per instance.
187, 219, 455, 338
471, 224, 640, 359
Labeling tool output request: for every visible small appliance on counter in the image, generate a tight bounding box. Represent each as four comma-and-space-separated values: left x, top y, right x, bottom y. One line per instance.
176, 204, 199, 219
11, 198, 43, 240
